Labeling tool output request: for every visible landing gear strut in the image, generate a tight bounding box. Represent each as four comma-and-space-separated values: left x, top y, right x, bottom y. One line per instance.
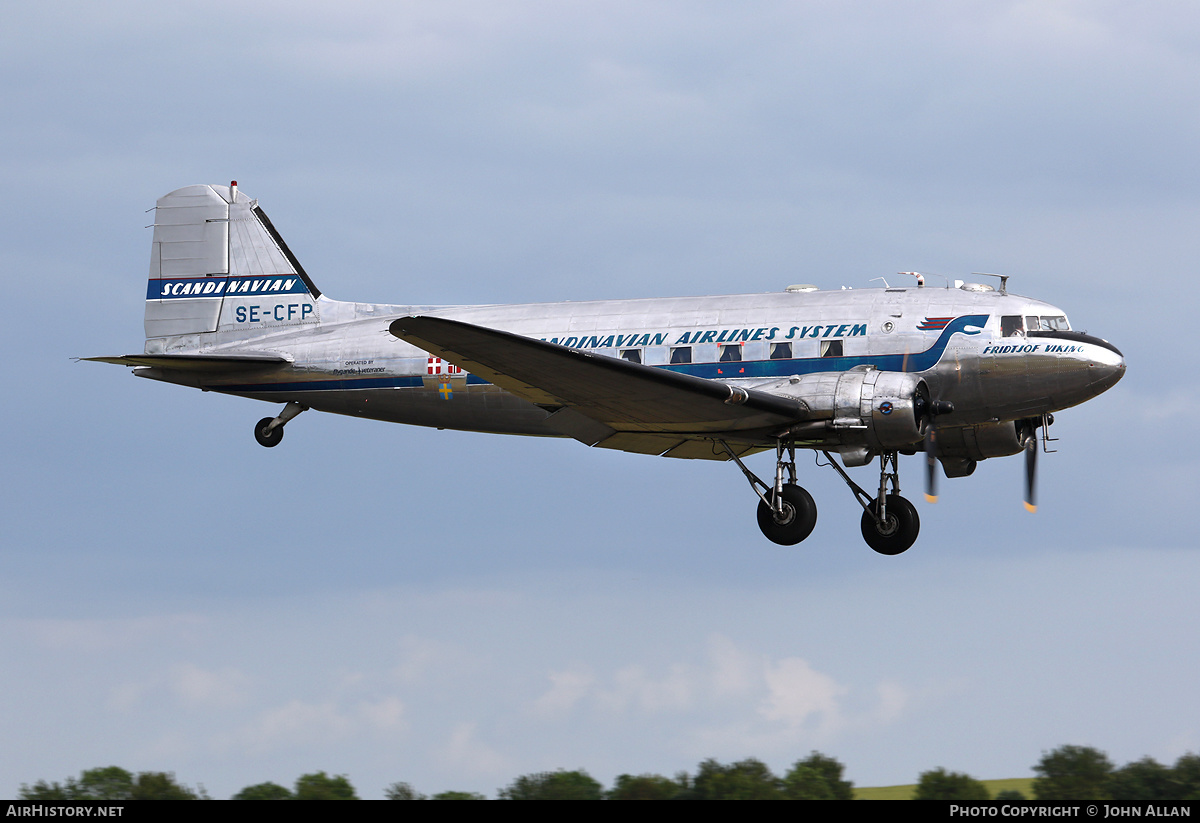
254, 401, 307, 448
822, 450, 920, 555
721, 439, 817, 546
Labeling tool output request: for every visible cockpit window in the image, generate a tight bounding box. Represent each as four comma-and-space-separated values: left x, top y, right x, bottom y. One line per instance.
1004, 314, 1070, 335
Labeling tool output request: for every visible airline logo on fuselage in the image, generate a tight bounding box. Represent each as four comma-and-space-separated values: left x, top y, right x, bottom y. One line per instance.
148, 276, 311, 299
918, 316, 954, 331
541, 324, 868, 348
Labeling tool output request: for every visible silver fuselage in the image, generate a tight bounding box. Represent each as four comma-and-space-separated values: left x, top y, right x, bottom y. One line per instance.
137, 285, 1125, 452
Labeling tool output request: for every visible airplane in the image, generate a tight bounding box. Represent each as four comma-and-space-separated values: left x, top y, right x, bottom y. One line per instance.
87, 183, 1126, 554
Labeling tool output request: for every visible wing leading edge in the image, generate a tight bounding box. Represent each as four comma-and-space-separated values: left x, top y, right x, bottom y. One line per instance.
389, 315, 804, 459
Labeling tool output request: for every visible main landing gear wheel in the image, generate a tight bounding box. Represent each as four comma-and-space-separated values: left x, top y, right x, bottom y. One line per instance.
860, 494, 920, 555
718, 439, 818, 547
757, 483, 818, 546
254, 417, 284, 448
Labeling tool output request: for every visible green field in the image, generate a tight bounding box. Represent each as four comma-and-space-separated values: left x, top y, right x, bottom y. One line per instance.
855, 777, 1036, 800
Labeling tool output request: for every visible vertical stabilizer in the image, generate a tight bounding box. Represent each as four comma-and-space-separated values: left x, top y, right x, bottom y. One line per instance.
144, 183, 321, 341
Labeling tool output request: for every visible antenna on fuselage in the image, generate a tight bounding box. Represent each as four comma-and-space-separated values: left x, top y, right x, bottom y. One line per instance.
972, 272, 1009, 294
870, 276, 890, 288
900, 271, 950, 289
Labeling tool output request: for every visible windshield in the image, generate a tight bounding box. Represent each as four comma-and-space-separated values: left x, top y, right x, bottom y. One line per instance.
1002, 314, 1071, 336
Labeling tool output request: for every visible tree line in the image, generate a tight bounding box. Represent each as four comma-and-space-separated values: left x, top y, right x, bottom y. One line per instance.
16, 746, 1200, 800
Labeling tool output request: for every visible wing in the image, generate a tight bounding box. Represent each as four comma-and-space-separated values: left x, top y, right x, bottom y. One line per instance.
390, 315, 805, 459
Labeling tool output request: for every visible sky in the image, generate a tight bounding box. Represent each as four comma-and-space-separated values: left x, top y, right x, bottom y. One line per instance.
1, 0, 1197, 799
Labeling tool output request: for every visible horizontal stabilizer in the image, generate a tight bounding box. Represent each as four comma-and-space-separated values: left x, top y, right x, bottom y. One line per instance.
389, 316, 802, 436
82, 352, 290, 372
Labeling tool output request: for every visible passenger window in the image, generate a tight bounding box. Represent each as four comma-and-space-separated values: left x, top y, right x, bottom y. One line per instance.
619, 349, 642, 364
770, 342, 792, 360
1001, 316, 1024, 337
820, 339, 843, 358
719, 344, 742, 362
670, 346, 692, 365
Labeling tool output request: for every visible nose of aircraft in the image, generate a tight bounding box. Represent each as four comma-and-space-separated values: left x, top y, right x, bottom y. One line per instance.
1031, 331, 1126, 411
1087, 342, 1126, 395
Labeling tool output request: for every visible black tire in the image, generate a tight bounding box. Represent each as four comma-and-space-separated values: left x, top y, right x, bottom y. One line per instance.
254, 417, 284, 448
860, 494, 919, 555
756, 484, 818, 546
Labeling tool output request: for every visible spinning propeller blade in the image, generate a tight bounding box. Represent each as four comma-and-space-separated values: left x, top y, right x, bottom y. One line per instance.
924, 426, 938, 503
920, 395, 953, 504
1023, 435, 1038, 513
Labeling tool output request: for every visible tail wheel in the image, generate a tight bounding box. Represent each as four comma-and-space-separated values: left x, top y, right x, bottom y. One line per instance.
757, 484, 818, 546
860, 494, 919, 555
254, 417, 284, 448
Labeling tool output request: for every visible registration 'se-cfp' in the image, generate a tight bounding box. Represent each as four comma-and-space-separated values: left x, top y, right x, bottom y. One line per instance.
89, 183, 1125, 554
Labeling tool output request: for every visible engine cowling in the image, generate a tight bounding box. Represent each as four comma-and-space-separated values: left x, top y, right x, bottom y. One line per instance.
764, 366, 932, 451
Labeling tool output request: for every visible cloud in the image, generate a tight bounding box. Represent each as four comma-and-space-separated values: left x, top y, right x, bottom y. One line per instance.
170, 663, 251, 709
360, 696, 406, 730
236, 696, 406, 753
530, 657, 705, 720
104, 662, 250, 713
436, 722, 508, 776
250, 700, 354, 746
708, 634, 758, 697
529, 635, 862, 732
597, 664, 695, 714
517, 631, 923, 764
389, 634, 478, 685
530, 667, 594, 718
759, 657, 845, 731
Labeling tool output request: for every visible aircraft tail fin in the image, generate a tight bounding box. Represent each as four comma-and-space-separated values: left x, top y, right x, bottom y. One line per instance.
144, 183, 322, 342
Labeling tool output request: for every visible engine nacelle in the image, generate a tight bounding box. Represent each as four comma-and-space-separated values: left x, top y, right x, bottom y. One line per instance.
936, 421, 1025, 462
763, 366, 930, 451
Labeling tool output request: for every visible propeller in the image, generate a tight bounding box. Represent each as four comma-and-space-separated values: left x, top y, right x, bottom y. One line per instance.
1020, 414, 1054, 512
918, 391, 954, 504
